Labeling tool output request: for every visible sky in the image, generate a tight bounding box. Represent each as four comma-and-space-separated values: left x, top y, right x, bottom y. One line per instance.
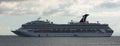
0, 0, 120, 36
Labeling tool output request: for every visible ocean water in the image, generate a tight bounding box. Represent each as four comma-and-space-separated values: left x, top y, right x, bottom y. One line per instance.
0, 36, 120, 46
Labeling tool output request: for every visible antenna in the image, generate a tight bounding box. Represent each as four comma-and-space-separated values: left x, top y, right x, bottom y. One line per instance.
37, 17, 41, 21
46, 19, 49, 22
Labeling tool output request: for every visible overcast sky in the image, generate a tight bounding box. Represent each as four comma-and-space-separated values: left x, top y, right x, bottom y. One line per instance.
0, 0, 120, 36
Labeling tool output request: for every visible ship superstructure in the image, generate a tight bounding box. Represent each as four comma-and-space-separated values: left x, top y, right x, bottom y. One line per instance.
12, 14, 113, 37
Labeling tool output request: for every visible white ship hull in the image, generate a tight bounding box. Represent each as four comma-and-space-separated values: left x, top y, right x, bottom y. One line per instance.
12, 31, 112, 37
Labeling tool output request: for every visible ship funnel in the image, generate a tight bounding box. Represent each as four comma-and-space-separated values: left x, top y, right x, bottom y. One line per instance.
80, 14, 89, 23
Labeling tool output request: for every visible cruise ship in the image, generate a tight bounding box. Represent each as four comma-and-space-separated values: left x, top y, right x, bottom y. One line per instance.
12, 14, 113, 37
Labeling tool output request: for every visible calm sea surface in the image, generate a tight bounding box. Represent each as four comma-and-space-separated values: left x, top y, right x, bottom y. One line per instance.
0, 36, 120, 46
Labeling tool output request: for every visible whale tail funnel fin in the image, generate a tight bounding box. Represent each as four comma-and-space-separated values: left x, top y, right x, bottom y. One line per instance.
80, 14, 89, 23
